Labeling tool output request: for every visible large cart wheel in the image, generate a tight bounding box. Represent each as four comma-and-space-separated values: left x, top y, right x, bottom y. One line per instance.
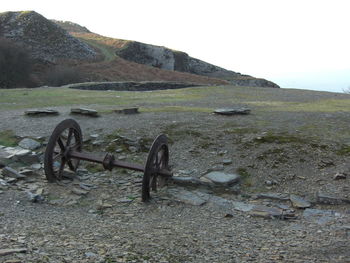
142, 134, 169, 202
44, 119, 83, 182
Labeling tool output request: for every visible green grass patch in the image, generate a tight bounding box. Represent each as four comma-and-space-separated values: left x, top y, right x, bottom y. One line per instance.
0, 130, 18, 147
254, 132, 307, 144
336, 145, 350, 156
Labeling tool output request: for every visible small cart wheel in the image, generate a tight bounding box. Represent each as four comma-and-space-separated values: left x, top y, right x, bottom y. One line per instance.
44, 119, 83, 182
142, 134, 169, 202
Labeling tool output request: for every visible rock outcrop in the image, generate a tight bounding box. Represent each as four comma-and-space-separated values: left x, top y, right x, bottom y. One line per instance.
116, 41, 279, 88
0, 11, 98, 63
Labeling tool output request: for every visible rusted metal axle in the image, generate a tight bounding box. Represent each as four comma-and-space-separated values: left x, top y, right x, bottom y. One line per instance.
44, 119, 172, 201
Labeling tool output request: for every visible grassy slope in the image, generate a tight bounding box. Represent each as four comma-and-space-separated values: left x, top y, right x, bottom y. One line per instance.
1, 85, 349, 112
71, 32, 228, 85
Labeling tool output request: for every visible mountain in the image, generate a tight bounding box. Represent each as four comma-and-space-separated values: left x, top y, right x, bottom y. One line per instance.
0, 11, 97, 63
0, 11, 279, 88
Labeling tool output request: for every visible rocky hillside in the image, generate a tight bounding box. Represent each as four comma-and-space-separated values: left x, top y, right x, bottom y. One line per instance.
0, 11, 98, 63
115, 41, 279, 88
0, 11, 278, 88
53, 18, 279, 88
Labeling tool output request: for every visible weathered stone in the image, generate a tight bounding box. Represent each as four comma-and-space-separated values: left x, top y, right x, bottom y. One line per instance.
290, 194, 312, 208
25, 109, 59, 116
334, 172, 347, 180
18, 138, 41, 150
71, 108, 99, 117
171, 176, 208, 187
202, 171, 240, 186
72, 187, 89, 195
214, 108, 251, 115
2, 167, 26, 179
26, 191, 45, 203
316, 192, 350, 205
303, 208, 344, 225
114, 107, 139, 114
167, 187, 210, 206
255, 193, 290, 201
222, 159, 232, 165
0, 248, 27, 256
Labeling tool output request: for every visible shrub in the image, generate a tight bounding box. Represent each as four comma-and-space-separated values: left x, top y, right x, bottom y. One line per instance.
44, 65, 85, 86
0, 38, 34, 88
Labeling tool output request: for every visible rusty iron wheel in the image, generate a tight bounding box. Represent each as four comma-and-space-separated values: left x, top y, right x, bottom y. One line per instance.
142, 134, 169, 202
44, 119, 82, 182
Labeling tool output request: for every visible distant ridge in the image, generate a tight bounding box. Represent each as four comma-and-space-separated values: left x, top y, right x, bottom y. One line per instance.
0, 10, 279, 88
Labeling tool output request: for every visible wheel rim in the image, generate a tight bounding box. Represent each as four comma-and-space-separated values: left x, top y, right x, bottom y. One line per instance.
142, 134, 169, 202
44, 119, 82, 182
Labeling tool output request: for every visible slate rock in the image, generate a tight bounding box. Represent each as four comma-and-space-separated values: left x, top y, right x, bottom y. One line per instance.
202, 171, 240, 186
18, 138, 41, 150
0, 248, 27, 256
2, 167, 26, 179
71, 108, 99, 117
316, 192, 350, 205
167, 187, 210, 206
255, 193, 290, 201
333, 172, 347, 180
72, 187, 89, 195
214, 108, 251, 115
114, 107, 139, 114
290, 194, 312, 208
303, 208, 343, 225
25, 109, 59, 116
171, 176, 208, 187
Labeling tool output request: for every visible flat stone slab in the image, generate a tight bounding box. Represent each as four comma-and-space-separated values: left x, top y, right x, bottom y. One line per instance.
18, 138, 41, 150
114, 107, 139, 114
255, 192, 290, 201
2, 166, 27, 179
71, 108, 99, 117
214, 108, 251, 115
202, 171, 240, 186
0, 248, 27, 256
290, 194, 312, 208
303, 208, 345, 225
25, 109, 59, 116
167, 187, 210, 206
316, 192, 350, 205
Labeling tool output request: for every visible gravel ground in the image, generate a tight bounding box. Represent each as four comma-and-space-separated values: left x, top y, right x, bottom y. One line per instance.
0, 86, 349, 262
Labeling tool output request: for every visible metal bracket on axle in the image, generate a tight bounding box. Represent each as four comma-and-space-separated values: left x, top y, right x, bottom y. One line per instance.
44, 119, 172, 202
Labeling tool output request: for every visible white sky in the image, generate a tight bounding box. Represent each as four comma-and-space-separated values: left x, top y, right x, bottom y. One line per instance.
1, 0, 350, 92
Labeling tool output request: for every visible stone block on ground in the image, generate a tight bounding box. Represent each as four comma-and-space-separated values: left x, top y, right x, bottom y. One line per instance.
214, 107, 251, 115
2, 166, 26, 179
18, 138, 41, 150
114, 107, 139, 114
202, 171, 240, 186
290, 194, 312, 208
316, 192, 350, 205
25, 109, 59, 116
71, 108, 99, 117
166, 187, 210, 206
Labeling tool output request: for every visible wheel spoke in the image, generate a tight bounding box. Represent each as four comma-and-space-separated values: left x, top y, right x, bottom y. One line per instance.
53, 153, 63, 161
57, 137, 65, 150
57, 158, 66, 180
151, 175, 157, 191
66, 128, 73, 147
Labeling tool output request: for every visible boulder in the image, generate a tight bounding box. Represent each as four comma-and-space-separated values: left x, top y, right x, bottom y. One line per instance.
18, 138, 41, 150
202, 171, 240, 186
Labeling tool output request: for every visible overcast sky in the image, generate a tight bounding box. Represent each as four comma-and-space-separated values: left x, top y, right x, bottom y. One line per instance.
2, 0, 350, 92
